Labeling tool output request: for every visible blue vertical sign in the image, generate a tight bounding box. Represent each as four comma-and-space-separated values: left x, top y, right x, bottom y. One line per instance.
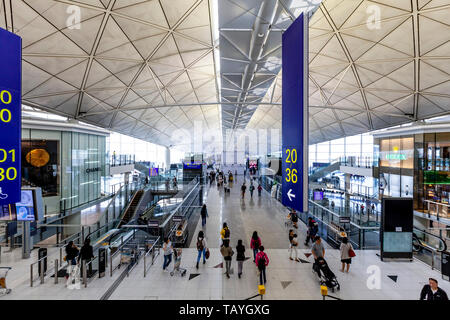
281, 14, 308, 212
0, 28, 22, 205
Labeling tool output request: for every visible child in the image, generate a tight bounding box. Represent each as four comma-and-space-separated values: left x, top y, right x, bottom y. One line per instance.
289, 230, 300, 262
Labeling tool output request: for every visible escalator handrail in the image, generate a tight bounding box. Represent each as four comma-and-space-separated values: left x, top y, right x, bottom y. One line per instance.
413, 227, 447, 252
118, 189, 144, 228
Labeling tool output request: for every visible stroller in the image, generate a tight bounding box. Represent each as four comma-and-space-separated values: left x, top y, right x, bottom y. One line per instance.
170, 248, 186, 277
312, 257, 340, 292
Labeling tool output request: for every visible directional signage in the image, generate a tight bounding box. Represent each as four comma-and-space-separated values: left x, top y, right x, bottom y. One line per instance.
281, 13, 309, 212
0, 28, 22, 205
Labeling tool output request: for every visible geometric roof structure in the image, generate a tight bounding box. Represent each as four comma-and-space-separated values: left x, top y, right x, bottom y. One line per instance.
218, 0, 320, 132
6, 0, 219, 147
247, 0, 450, 144
2, 0, 450, 147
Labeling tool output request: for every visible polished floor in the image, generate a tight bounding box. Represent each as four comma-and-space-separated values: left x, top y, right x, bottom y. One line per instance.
1, 176, 449, 300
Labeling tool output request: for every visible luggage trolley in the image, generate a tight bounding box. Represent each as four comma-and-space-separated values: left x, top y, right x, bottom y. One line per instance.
170, 248, 186, 277
0, 267, 12, 296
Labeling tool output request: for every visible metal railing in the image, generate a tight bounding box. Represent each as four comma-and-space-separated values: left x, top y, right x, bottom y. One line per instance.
413, 227, 447, 271
30, 255, 54, 287
307, 200, 380, 250
111, 154, 135, 167
143, 238, 160, 277
424, 200, 450, 220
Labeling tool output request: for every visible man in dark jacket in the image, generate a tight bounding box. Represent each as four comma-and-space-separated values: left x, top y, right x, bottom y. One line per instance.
201, 204, 208, 227
420, 278, 448, 300
79, 238, 94, 276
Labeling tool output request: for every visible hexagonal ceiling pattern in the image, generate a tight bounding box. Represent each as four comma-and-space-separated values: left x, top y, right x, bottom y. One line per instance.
247, 0, 450, 144
3, 0, 219, 147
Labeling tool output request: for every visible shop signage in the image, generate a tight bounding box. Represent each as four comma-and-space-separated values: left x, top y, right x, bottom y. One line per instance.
281, 13, 308, 212
386, 154, 406, 160
86, 167, 101, 173
0, 28, 22, 205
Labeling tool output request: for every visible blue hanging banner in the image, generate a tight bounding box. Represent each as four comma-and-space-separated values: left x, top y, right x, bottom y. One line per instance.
281, 13, 309, 212
0, 28, 22, 206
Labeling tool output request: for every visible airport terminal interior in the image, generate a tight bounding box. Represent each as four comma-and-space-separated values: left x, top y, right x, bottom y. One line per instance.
0, 0, 450, 301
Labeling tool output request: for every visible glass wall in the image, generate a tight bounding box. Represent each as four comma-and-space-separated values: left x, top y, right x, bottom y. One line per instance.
375, 136, 414, 198
22, 128, 108, 215
109, 132, 166, 167
309, 133, 373, 167
415, 132, 450, 217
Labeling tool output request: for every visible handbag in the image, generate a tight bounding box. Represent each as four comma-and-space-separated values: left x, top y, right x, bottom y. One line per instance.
205, 248, 210, 260
348, 247, 356, 258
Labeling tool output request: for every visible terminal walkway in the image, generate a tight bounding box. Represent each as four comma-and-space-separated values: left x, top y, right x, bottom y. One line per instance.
1, 176, 449, 300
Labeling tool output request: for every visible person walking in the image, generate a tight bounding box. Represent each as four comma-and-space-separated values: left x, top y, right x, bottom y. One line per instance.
339, 237, 354, 273
290, 209, 298, 229
236, 239, 246, 279
249, 184, 255, 198
311, 236, 325, 263
420, 278, 448, 300
255, 246, 269, 285
200, 204, 208, 228
257, 184, 262, 197
250, 231, 261, 262
221, 223, 230, 244
196, 231, 207, 269
288, 230, 300, 262
304, 217, 318, 246
79, 238, 94, 276
220, 240, 234, 278
241, 183, 247, 199
162, 237, 173, 272
65, 241, 79, 284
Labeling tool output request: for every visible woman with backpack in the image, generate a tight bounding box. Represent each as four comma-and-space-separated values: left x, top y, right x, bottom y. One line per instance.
236, 239, 246, 279
220, 240, 234, 278
221, 223, 230, 244
255, 246, 269, 285
250, 231, 261, 262
340, 237, 355, 273
196, 231, 207, 269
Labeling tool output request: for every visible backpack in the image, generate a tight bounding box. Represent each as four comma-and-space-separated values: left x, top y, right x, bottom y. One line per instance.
257, 254, 266, 270
197, 238, 204, 251
224, 228, 230, 239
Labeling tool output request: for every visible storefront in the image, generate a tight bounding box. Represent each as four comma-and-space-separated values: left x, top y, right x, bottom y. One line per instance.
373, 124, 450, 220
21, 119, 110, 215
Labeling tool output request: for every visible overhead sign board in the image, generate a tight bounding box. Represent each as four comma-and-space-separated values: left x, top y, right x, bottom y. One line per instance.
281, 14, 309, 212
339, 216, 351, 224
0, 28, 22, 205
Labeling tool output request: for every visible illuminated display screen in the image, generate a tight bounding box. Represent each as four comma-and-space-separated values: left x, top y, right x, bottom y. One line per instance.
183, 162, 202, 170
0, 28, 22, 205
313, 191, 323, 201
16, 190, 35, 221
149, 167, 159, 176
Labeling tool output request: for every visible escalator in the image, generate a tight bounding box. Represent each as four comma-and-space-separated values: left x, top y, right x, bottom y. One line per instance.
413, 227, 447, 271
309, 160, 341, 182
118, 190, 144, 228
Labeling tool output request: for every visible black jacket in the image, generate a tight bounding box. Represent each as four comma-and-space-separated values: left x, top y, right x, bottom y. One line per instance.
236, 244, 245, 261
420, 285, 448, 300
201, 207, 207, 218
65, 245, 79, 260
79, 244, 94, 261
